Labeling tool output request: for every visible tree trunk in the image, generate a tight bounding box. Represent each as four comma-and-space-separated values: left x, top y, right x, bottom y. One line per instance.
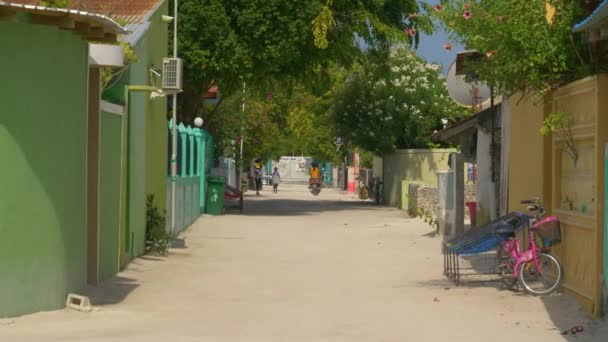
180, 82, 204, 124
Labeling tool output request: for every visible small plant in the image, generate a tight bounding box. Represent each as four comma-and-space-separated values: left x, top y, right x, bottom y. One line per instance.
146, 194, 170, 255
562, 195, 574, 211
102, 42, 139, 90
416, 207, 437, 229
541, 111, 578, 164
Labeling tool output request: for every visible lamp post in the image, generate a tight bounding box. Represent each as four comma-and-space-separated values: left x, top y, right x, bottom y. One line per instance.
170, 0, 179, 234
238, 82, 245, 191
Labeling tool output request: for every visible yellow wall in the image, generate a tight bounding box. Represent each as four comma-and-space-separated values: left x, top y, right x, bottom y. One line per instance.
507, 78, 607, 317
507, 93, 546, 213
382, 149, 454, 208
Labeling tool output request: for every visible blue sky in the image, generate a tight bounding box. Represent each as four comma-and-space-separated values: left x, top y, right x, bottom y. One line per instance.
415, 0, 464, 74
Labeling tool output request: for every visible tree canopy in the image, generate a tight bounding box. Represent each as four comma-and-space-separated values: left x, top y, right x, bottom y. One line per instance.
175, 0, 427, 121
333, 48, 466, 154
423, 0, 596, 95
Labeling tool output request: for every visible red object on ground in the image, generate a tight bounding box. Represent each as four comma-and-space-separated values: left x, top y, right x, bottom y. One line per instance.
224, 184, 244, 213
466, 202, 477, 228
347, 182, 356, 193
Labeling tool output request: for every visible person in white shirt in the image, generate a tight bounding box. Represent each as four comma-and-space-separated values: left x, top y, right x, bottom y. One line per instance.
271, 167, 281, 193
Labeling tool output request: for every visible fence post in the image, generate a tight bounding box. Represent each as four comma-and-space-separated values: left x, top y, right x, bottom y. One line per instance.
178, 123, 188, 229
178, 123, 188, 177
187, 126, 195, 177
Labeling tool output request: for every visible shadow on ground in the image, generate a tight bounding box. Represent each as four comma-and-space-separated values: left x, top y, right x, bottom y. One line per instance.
83, 276, 140, 306
231, 199, 387, 216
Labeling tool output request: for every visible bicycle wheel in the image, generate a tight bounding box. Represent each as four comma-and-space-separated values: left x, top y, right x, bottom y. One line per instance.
518, 253, 562, 295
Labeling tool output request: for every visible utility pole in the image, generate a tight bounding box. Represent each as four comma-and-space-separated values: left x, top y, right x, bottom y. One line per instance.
170, 0, 178, 234
238, 82, 245, 191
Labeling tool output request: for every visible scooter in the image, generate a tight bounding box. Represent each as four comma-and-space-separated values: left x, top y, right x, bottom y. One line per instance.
309, 178, 322, 196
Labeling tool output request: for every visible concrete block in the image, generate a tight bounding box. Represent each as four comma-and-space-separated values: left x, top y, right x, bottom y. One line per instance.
66, 293, 92, 312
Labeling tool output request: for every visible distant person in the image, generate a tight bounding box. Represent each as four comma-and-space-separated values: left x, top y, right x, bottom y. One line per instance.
254, 159, 263, 195
308, 161, 321, 188
272, 167, 281, 193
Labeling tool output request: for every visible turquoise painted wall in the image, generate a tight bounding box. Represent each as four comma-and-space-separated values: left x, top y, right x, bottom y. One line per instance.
99, 111, 123, 281
125, 1, 169, 258
0, 18, 88, 317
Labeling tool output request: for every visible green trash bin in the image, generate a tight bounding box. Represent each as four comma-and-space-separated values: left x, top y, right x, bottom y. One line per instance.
206, 176, 226, 215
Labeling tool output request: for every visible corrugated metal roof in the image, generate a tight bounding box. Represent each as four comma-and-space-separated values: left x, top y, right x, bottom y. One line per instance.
0, 1, 126, 34
122, 22, 150, 45
7, 0, 164, 24
573, 0, 608, 32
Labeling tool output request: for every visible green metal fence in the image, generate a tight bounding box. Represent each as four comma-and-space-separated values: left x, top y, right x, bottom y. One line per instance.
166, 120, 213, 233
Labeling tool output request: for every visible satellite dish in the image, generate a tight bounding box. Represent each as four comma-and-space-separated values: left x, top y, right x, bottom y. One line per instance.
446, 60, 491, 108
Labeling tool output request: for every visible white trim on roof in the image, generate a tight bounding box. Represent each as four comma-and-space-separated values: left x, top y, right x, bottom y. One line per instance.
0, 1, 127, 34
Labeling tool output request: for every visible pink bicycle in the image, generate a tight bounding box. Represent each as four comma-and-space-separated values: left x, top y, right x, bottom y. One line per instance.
496, 198, 563, 295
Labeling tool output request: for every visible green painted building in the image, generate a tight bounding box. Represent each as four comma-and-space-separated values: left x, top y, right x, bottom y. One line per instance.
0, 5, 124, 317
103, 0, 170, 264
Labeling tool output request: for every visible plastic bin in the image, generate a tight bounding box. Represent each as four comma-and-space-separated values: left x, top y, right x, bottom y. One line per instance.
206, 176, 226, 215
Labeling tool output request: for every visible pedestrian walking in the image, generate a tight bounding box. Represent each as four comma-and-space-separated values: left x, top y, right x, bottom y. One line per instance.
271, 167, 281, 193
254, 159, 263, 196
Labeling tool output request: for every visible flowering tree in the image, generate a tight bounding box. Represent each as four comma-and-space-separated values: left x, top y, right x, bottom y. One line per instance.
333, 49, 466, 154
423, 0, 594, 94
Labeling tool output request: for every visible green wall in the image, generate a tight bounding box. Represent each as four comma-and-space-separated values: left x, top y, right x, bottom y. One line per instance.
99, 111, 123, 281
125, 1, 169, 258
145, 1, 169, 214
0, 18, 88, 317
382, 149, 455, 208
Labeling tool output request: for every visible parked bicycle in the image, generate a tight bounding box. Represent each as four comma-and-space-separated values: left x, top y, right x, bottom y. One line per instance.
496, 198, 562, 295
368, 176, 383, 205
355, 176, 369, 200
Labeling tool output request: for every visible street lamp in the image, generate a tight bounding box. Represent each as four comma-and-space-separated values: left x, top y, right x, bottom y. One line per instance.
194, 117, 204, 127
170, 0, 179, 235
238, 82, 245, 192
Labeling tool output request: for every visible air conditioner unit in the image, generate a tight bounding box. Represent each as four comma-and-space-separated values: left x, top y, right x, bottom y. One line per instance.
162, 57, 183, 90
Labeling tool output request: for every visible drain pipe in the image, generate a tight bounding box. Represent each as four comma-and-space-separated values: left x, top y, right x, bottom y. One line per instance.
170, 0, 179, 235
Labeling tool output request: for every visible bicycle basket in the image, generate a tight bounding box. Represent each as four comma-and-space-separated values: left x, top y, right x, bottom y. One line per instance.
533, 216, 561, 246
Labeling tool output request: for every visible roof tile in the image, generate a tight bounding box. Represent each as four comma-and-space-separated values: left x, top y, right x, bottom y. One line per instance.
7, 0, 164, 24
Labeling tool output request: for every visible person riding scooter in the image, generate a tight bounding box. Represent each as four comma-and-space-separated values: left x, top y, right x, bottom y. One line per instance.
308, 162, 322, 189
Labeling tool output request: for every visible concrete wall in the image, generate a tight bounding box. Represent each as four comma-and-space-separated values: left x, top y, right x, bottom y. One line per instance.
381, 149, 454, 207
408, 183, 476, 219
476, 129, 494, 226
506, 93, 546, 214
0, 19, 88, 316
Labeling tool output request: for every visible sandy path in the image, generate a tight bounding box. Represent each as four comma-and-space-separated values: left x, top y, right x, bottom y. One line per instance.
0, 184, 605, 341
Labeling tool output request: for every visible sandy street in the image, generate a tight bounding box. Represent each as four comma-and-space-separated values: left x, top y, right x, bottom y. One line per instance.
0, 184, 606, 342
